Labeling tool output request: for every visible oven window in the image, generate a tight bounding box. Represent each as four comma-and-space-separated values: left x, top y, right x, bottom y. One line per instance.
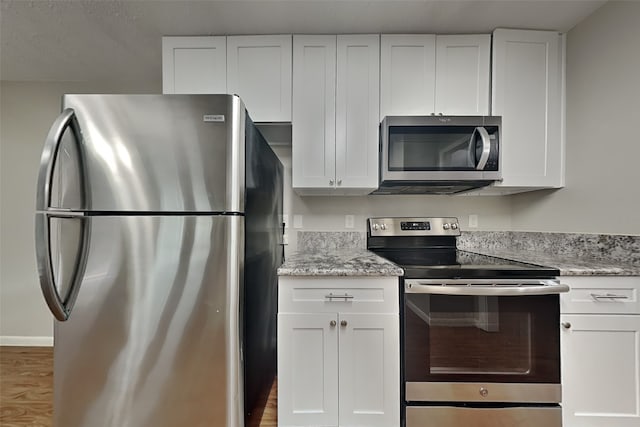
404, 294, 560, 384
388, 126, 478, 171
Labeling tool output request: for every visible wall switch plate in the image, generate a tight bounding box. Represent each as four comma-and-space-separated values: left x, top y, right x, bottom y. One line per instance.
345, 215, 355, 229
293, 214, 303, 229
469, 214, 479, 228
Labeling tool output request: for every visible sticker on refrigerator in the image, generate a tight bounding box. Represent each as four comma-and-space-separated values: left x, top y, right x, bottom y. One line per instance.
203, 115, 225, 122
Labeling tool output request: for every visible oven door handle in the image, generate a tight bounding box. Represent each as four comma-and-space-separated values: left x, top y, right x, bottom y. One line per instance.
405, 279, 570, 296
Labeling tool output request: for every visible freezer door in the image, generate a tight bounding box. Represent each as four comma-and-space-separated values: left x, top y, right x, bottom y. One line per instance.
44, 94, 246, 213
53, 215, 244, 427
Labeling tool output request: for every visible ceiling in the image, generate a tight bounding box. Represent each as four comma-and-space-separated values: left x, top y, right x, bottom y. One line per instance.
1, 0, 607, 88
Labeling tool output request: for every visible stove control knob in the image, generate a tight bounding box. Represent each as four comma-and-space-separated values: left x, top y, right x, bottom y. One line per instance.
380, 224, 387, 230
451, 223, 459, 230
443, 223, 451, 230
372, 224, 380, 231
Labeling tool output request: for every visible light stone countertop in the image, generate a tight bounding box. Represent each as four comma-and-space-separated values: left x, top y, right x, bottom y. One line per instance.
278, 249, 404, 277
284, 231, 640, 277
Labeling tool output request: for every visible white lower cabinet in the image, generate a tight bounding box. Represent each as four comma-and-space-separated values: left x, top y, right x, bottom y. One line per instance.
278, 277, 400, 427
278, 313, 339, 426
561, 277, 640, 427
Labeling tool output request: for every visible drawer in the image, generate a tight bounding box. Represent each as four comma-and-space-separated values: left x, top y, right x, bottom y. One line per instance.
278, 276, 399, 314
561, 276, 640, 314
406, 406, 561, 427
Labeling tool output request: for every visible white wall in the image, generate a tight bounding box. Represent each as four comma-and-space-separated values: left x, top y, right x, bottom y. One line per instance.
0, 80, 158, 345
511, 1, 640, 235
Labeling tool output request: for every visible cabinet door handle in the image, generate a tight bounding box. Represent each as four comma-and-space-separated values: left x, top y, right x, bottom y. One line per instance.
337, 179, 342, 186
325, 293, 355, 301
329, 179, 334, 186
561, 322, 571, 329
590, 293, 629, 301
340, 320, 348, 327
330, 320, 337, 327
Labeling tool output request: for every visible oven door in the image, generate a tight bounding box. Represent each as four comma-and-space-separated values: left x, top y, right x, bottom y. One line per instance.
403, 279, 568, 404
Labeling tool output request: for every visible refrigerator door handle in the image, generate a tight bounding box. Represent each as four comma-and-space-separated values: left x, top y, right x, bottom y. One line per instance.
36, 213, 91, 321
36, 108, 91, 320
36, 108, 87, 211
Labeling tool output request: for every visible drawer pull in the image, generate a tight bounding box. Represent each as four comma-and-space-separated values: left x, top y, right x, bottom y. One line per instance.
590, 293, 629, 301
325, 293, 355, 301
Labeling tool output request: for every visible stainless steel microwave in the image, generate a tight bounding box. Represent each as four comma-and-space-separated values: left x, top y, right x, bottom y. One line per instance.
372, 116, 501, 195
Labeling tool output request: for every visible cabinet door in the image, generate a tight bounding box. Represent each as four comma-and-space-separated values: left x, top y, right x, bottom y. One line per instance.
435, 35, 490, 115
338, 313, 400, 427
380, 35, 436, 119
561, 314, 640, 427
292, 35, 337, 191
335, 35, 380, 193
162, 36, 226, 94
226, 35, 292, 122
278, 313, 339, 427
492, 29, 564, 189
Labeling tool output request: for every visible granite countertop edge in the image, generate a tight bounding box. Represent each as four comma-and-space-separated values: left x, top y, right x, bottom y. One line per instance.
465, 248, 640, 276
277, 249, 404, 277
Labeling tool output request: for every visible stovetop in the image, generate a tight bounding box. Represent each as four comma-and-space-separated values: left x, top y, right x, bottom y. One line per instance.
367, 217, 560, 279
371, 248, 560, 279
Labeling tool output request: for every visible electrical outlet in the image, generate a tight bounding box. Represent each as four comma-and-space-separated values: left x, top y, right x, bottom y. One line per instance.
469, 214, 479, 228
293, 214, 303, 229
345, 215, 355, 229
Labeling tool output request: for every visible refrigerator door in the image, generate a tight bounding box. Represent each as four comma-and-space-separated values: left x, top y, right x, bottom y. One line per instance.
52, 214, 244, 427
41, 94, 246, 213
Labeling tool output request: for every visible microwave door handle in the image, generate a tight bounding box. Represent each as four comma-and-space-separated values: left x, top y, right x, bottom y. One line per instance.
473, 127, 491, 170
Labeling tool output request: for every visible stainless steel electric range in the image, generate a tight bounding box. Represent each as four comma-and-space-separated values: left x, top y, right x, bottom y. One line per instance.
367, 217, 568, 427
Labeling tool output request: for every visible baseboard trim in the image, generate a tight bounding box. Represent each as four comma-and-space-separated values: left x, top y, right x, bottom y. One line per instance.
0, 336, 53, 347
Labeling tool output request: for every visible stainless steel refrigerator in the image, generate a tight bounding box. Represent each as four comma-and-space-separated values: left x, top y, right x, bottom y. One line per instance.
34, 94, 283, 427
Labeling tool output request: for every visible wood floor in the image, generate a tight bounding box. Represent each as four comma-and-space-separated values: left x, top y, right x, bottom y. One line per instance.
0, 346, 277, 426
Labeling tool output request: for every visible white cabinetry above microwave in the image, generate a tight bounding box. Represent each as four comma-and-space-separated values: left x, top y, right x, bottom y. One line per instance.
292, 35, 380, 195
162, 35, 292, 122
380, 34, 490, 119
479, 29, 565, 195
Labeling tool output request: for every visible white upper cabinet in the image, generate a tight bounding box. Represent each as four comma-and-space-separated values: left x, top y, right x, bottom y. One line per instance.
292, 35, 337, 191
162, 36, 226, 94
380, 34, 490, 119
292, 35, 379, 195
380, 35, 436, 118
226, 35, 292, 122
335, 35, 380, 192
435, 35, 490, 115
162, 35, 292, 122
491, 29, 565, 192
